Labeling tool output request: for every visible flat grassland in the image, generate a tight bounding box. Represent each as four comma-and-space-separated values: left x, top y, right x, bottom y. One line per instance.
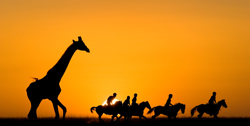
0, 117, 249, 126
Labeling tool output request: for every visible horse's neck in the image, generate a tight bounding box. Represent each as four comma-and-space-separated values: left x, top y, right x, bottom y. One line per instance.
173, 105, 180, 111
214, 102, 222, 111
139, 103, 146, 109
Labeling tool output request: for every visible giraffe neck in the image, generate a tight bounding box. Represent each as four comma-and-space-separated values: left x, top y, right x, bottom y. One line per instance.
45, 43, 77, 82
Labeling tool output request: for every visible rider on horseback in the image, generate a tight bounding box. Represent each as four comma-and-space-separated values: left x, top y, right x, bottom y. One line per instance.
132, 93, 138, 108
107, 93, 117, 106
164, 94, 173, 107
208, 92, 216, 105
207, 92, 216, 115
123, 96, 130, 107
164, 94, 173, 112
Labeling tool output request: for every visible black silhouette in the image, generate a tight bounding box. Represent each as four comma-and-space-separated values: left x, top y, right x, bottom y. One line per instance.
26, 36, 90, 119
132, 93, 138, 107
123, 96, 130, 107
191, 99, 227, 118
164, 94, 173, 108
208, 92, 216, 105
91, 101, 123, 122
107, 93, 117, 106
148, 103, 185, 119
119, 101, 152, 122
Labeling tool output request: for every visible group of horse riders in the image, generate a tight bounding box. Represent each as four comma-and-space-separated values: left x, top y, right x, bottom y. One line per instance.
90, 91, 226, 122
106, 92, 217, 111
106, 93, 139, 108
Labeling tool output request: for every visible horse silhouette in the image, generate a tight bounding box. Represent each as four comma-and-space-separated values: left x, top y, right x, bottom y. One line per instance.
148, 103, 185, 119
191, 99, 227, 118
119, 101, 152, 122
91, 101, 123, 122
26, 36, 89, 119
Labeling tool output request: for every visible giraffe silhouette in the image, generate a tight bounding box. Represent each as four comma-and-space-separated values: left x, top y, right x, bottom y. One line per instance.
26, 36, 90, 119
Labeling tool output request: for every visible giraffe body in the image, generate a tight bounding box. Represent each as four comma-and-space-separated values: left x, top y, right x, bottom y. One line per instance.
26, 36, 89, 119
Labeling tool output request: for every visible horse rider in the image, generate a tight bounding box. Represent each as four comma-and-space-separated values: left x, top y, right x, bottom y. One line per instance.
207, 92, 216, 115
208, 92, 216, 105
123, 96, 130, 107
132, 93, 138, 108
107, 93, 117, 106
164, 94, 173, 111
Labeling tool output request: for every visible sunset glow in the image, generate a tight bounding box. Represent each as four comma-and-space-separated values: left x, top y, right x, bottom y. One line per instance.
0, 0, 250, 118
102, 99, 119, 106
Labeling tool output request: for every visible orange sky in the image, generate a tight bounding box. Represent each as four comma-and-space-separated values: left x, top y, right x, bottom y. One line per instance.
0, 0, 250, 118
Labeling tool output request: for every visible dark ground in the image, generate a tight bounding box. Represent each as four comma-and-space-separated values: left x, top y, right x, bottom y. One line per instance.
0, 117, 249, 126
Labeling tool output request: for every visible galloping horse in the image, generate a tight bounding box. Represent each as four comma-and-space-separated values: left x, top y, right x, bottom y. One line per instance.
191, 99, 227, 118
119, 101, 152, 122
91, 101, 122, 122
148, 103, 185, 119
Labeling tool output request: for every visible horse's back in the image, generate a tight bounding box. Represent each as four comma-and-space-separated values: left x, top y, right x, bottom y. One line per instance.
154, 106, 165, 114
155, 106, 164, 110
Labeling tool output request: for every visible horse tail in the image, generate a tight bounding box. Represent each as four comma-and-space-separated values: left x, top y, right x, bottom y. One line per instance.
191, 106, 198, 117
90, 107, 96, 113
147, 107, 155, 114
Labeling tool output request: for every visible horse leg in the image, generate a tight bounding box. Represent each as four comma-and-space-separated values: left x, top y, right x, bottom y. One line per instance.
124, 116, 129, 122
111, 115, 115, 122
129, 116, 131, 122
142, 115, 147, 121
152, 113, 160, 120
111, 115, 119, 123
197, 112, 204, 118
98, 113, 104, 123
214, 114, 218, 119
111, 115, 118, 122
115, 115, 120, 122
117, 115, 123, 122
28, 99, 41, 119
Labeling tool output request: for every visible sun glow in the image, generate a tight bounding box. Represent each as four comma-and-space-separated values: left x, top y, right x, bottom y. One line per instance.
102, 99, 119, 106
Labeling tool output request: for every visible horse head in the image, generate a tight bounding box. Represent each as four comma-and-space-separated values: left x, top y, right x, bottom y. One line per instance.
139, 101, 152, 110
174, 103, 185, 114
218, 99, 227, 108
180, 104, 186, 114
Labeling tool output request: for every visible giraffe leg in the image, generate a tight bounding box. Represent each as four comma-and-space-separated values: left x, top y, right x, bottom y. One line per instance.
51, 99, 59, 119
28, 99, 41, 119
57, 99, 67, 119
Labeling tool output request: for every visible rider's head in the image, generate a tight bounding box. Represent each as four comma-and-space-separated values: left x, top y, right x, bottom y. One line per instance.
113, 93, 117, 97
213, 92, 216, 95
127, 96, 130, 99
169, 94, 173, 98
134, 93, 137, 97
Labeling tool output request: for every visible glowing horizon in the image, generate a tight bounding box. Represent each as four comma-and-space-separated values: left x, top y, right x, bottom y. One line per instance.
102, 99, 120, 106
0, 0, 250, 118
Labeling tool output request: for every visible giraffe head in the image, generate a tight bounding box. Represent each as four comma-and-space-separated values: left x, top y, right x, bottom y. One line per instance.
73, 36, 90, 53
